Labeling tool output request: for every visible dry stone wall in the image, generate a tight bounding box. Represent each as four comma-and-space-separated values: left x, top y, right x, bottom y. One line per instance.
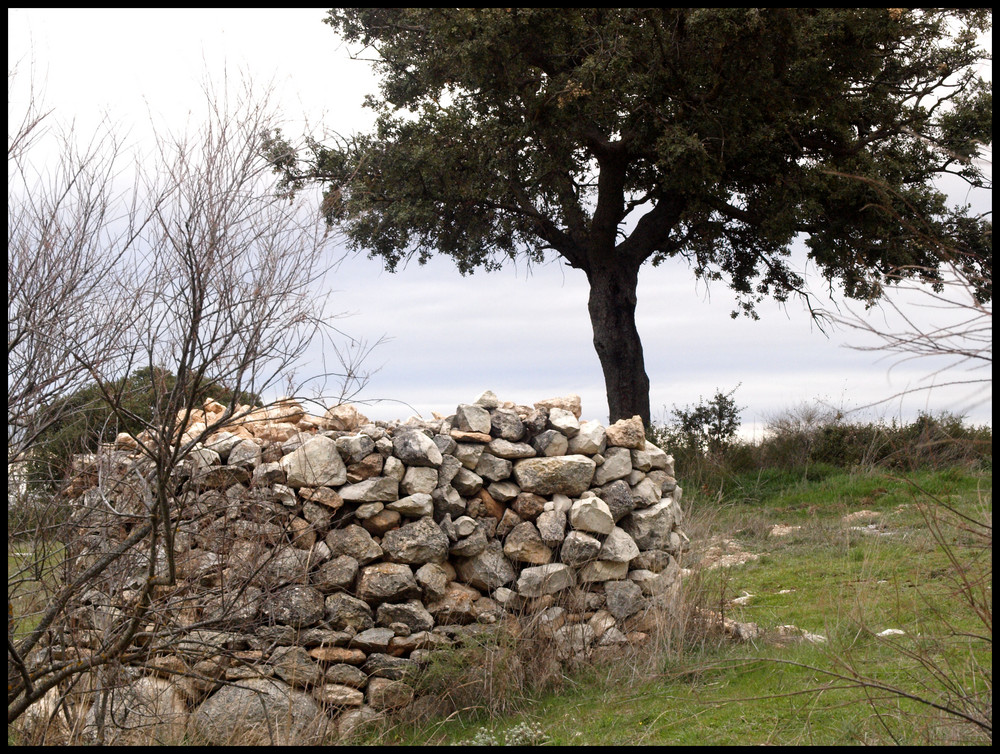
48, 391, 686, 744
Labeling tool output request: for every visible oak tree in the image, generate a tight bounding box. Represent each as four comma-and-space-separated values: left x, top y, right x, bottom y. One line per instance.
277, 8, 992, 424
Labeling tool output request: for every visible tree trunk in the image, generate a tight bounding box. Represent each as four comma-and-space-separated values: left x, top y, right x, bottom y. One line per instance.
586, 261, 650, 426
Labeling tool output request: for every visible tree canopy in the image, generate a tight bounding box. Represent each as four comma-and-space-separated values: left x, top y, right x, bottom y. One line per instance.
274, 8, 992, 424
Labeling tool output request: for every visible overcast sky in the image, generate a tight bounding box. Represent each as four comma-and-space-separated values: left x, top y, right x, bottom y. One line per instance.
8, 8, 992, 434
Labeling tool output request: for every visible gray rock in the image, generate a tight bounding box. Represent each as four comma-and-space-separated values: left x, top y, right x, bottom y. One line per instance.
547, 407, 580, 437
325, 663, 367, 688
326, 525, 383, 564
454, 539, 516, 591
486, 480, 520, 503
381, 517, 449, 564
517, 563, 575, 597
568, 420, 606, 455
414, 562, 449, 600
262, 585, 325, 629
387, 492, 435, 518
311, 555, 360, 593
599, 526, 640, 563
621, 500, 675, 550
350, 626, 395, 653
503, 521, 553, 564
227, 439, 262, 468
270, 645, 324, 687
336, 434, 376, 464
578, 559, 629, 582
598, 479, 636, 522
367, 677, 415, 710
190, 677, 328, 745
593, 446, 633, 486
490, 408, 525, 441
535, 509, 567, 547
604, 579, 645, 620
559, 530, 602, 566
339, 476, 399, 503
432, 485, 467, 518
452, 467, 484, 496
531, 429, 569, 457
474, 452, 513, 482
569, 497, 615, 535
376, 599, 435, 633
454, 404, 492, 434
324, 592, 374, 632
553, 623, 595, 660
401, 466, 439, 495
281, 436, 347, 488
392, 429, 443, 467
453, 442, 485, 470
486, 438, 536, 459
513, 455, 596, 496
356, 562, 420, 603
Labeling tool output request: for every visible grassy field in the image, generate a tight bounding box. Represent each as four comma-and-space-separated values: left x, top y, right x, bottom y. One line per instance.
9, 460, 991, 745
359, 464, 992, 746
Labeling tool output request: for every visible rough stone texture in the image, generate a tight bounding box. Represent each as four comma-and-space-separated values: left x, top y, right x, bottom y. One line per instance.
392, 429, 443, 468
190, 677, 328, 745
454, 540, 516, 591
621, 500, 676, 550
569, 497, 615, 535
381, 517, 449, 564
502, 521, 553, 564
58, 393, 690, 746
605, 414, 646, 450
513, 455, 596, 496
516, 563, 575, 597
356, 563, 421, 604
281, 436, 347, 488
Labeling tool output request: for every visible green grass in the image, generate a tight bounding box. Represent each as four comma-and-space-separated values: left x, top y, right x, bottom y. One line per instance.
358, 465, 992, 746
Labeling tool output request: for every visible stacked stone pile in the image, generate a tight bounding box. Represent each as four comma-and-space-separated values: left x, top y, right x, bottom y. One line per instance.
42, 391, 685, 744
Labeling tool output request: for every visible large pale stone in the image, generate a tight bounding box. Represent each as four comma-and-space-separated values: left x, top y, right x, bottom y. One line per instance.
593, 446, 633, 486
387, 492, 435, 518
513, 455, 596, 496
568, 420, 607, 455
599, 526, 640, 563
534, 394, 582, 418
578, 560, 629, 582
454, 404, 492, 434
569, 497, 615, 535
547, 407, 580, 437
605, 415, 646, 450
324, 403, 369, 431
326, 525, 383, 564
517, 563, 575, 597
281, 436, 347, 488
339, 476, 399, 503
621, 500, 675, 550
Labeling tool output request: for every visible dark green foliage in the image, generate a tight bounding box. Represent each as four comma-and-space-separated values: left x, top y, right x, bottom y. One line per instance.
650, 403, 992, 501
670, 386, 744, 457
25, 366, 260, 490
274, 9, 991, 423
